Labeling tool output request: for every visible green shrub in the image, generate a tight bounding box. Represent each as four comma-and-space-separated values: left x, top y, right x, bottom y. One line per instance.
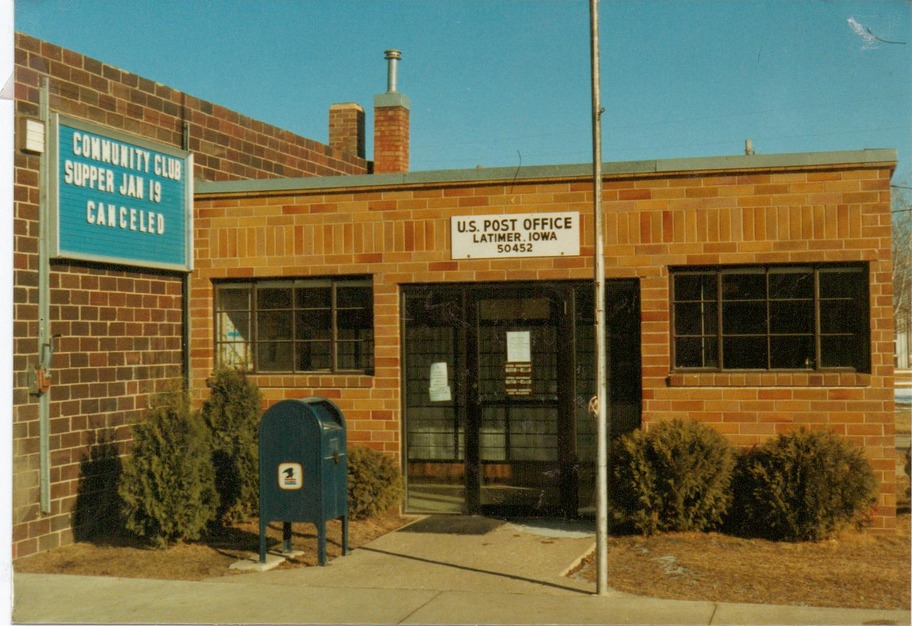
118, 388, 219, 546
347, 446, 403, 520
610, 419, 735, 535
201, 367, 262, 523
728, 428, 878, 542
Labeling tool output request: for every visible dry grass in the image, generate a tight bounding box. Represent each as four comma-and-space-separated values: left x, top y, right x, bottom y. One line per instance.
572, 513, 911, 610
14, 513, 910, 610
14, 514, 409, 581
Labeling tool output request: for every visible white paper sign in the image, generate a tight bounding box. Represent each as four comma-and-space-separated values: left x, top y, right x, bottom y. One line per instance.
451, 212, 580, 259
506, 332, 532, 363
429, 362, 452, 402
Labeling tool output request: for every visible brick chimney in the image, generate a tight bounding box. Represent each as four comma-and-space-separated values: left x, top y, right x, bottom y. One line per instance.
329, 103, 366, 159
373, 49, 409, 174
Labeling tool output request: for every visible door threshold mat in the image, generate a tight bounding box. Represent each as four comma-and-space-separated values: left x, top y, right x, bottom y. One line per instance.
398, 515, 506, 535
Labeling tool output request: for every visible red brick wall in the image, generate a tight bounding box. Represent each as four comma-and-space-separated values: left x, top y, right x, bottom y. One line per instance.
12, 33, 369, 559
373, 104, 409, 174
14, 34, 367, 181
192, 159, 896, 530
329, 103, 366, 160
604, 168, 897, 530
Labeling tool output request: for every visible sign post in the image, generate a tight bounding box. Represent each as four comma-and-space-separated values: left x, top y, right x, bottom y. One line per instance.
590, 0, 611, 597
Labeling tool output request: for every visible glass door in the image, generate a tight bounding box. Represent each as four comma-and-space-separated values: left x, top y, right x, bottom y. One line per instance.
402, 283, 580, 516
402, 288, 467, 513
470, 291, 570, 514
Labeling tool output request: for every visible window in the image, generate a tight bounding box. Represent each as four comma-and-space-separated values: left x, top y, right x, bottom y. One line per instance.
672, 265, 869, 372
215, 277, 373, 374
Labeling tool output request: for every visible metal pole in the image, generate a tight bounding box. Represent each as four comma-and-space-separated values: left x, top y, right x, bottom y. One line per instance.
589, 0, 610, 596
38, 77, 51, 514
181, 121, 191, 393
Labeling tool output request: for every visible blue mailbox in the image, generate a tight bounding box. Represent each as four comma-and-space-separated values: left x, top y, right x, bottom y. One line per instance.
258, 397, 349, 565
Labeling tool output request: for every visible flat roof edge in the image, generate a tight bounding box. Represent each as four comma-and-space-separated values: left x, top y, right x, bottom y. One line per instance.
195, 149, 897, 195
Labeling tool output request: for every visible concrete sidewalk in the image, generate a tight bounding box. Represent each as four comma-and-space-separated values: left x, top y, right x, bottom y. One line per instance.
11, 516, 911, 625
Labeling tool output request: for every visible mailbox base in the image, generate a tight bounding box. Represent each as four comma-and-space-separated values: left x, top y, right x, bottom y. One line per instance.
258, 516, 349, 566
231, 552, 287, 573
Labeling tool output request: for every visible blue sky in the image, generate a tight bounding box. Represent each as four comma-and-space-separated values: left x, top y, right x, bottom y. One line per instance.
13, 0, 912, 183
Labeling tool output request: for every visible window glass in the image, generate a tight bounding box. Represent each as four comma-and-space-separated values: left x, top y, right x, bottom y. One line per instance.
722, 272, 766, 300
674, 302, 718, 335
673, 273, 718, 370
337, 285, 371, 308
820, 301, 856, 335
296, 310, 332, 340
214, 278, 373, 374
820, 336, 859, 369
257, 287, 292, 310
819, 269, 864, 299
257, 310, 293, 341
722, 301, 766, 335
296, 341, 332, 371
722, 336, 768, 369
218, 310, 250, 340
218, 310, 250, 368
675, 336, 719, 368
674, 273, 715, 302
256, 341, 293, 372
769, 301, 814, 334
337, 340, 373, 371
770, 335, 815, 369
818, 268, 867, 370
337, 309, 373, 339
769, 270, 813, 299
671, 265, 868, 373
219, 287, 250, 311
297, 285, 332, 309
216, 286, 252, 369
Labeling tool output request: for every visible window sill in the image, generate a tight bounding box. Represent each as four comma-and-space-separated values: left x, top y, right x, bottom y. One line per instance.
667, 371, 871, 388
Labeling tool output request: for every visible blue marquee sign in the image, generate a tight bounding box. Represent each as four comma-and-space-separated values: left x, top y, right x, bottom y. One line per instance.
49, 115, 193, 271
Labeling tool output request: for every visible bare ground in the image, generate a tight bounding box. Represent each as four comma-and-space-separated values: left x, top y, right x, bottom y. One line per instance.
14, 514, 409, 581
572, 513, 911, 610
14, 513, 911, 611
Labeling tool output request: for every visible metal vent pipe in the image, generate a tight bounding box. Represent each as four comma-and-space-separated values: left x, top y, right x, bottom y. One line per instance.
384, 49, 402, 93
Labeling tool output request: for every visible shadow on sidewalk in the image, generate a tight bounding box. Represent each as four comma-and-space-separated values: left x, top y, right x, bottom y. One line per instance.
360, 545, 594, 595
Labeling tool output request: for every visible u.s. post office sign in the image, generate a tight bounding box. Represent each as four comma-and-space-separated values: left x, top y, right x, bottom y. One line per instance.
49, 115, 193, 271
451, 212, 580, 260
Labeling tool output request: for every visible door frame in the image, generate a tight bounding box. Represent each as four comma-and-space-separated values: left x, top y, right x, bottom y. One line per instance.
401, 281, 583, 516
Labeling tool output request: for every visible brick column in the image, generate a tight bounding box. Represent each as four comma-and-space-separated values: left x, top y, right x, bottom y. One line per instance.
373, 92, 409, 174
329, 102, 365, 160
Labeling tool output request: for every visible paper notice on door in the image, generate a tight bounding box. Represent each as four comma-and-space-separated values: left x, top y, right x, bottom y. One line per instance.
505, 361, 533, 397
429, 362, 452, 402
506, 331, 531, 363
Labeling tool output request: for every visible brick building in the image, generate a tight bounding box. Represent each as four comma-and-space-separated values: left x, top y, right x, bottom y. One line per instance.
192, 150, 898, 528
13, 33, 899, 559
12, 33, 369, 558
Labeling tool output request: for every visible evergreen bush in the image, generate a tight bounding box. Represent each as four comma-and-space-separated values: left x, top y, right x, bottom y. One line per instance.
728, 428, 878, 542
118, 388, 219, 546
201, 367, 262, 523
347, 446, 403, 520
610, 419, 735, 535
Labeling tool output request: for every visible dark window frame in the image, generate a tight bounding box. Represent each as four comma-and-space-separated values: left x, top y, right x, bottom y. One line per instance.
214, 276, 374, 374
671, 264, 870, 373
